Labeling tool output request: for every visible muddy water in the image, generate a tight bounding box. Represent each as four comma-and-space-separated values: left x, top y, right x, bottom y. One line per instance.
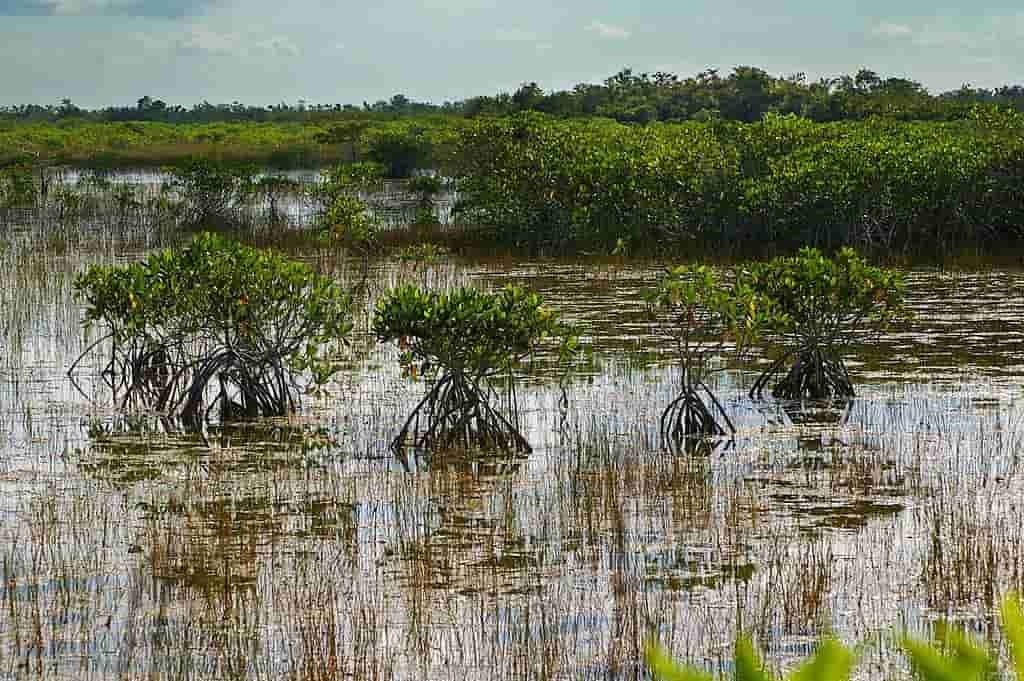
1, 223, 1024, 679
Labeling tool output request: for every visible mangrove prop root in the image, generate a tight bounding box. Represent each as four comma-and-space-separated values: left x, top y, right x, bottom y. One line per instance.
771, 348, 855, 400
660, 379, 733, 452
391, 372, 531, 456
71, 338, 300, 430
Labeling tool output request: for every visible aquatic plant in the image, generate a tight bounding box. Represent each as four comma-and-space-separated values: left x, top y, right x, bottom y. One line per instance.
255, 174, 302, 225
645, 265, 769, 446
646, 593, 1024, 681
647, 635, 853, 681
166, 159, 258, 227
743, 248, 904, 400
373, 284, 571, 456
900, 593, 1024, 681
394, 243, 450, 269
364, 122, 435, 179
0, 162, 36, 208
71, 232, 352, 428
316, 163, 383, 285
448, 112, 1024, 252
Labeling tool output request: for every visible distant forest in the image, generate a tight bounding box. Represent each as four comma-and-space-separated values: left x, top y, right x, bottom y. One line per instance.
3, 66, 1024, 125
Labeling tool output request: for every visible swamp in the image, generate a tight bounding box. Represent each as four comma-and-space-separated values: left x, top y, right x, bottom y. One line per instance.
1, 158, 1024, 681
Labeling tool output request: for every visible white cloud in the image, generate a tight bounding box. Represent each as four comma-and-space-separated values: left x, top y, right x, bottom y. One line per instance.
585, 20, 630, 40
173, 26, 299, 58
870, 20, 985, 51
911, 28, 977, 50
252, 36, 300, 57
30, 0, 137, 13
175, 26, 241, 56
870, 22, 913, 39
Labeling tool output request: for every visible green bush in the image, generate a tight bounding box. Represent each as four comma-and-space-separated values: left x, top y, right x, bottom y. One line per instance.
647, 635, 853, 681
364, 122, 434, 178
317, 162, 383, 256
0, 163, 36, 207
255, 174, 302, 224
394, 243, 449, 269
449, 113, 740, 247
166, 159, 257, 227
373, 284, 572, 455
645, 265, 771, 446
742, 247, 904, 400
449, 112, 1024, 252
72, 233, 352, 427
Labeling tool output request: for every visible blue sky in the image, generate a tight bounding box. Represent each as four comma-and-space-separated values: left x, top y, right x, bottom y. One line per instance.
1, 0, 1021, 108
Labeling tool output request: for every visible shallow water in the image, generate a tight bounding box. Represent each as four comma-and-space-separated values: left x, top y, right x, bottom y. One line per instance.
1, 182, 1024, 679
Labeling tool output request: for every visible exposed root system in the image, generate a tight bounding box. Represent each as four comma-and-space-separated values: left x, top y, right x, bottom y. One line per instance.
750, 347, 855, 401
391, 371, 530, 458
72, 336, 300, 430
660, 374, 734, 453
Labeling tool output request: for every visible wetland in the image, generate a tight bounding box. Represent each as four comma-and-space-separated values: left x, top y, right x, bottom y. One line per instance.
1, 167, 1024, 680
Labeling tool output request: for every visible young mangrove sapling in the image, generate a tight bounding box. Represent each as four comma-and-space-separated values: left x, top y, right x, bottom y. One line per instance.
743, 247, 904, 400
373, 284, 574, 456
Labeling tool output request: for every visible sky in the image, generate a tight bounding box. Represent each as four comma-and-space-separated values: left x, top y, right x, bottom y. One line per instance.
0, 0, 1022, 108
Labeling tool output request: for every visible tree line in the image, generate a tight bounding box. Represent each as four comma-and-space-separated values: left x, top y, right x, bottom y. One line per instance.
3, 65, 1024, 125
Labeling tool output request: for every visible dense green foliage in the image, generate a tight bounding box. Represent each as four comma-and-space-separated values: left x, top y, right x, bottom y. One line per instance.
5, 89, 1024, 253
449, 110, 1024, 251
363, 122, 436, 178
742, 248, 904, 400
374, 285, 564, 376
72, 233, 352, 426
645, 265, 770, 444
0, 120, 337, 167
373, 285, 570, 455
0, 117, 461, 168
464, 67, 1024, 123
449, 114, 736, 246
646, 593, 1024, 681
4, 66, 1024, 126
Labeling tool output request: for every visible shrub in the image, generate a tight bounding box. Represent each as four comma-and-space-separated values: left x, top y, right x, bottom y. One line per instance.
364, 123, 433, 178
449, 113, 741, 247
166, 159, 257, 227
317, 162, 383, 257
742, 247, 904, 400
255, 174, 302, 225
901, 593, 1024, 681
0, 163, 36, 207
395, 243, 449, 269
72, 233, 352, 428
407, 174, 444, 196
373, 284, 573, 456
645, 265, 770, 447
